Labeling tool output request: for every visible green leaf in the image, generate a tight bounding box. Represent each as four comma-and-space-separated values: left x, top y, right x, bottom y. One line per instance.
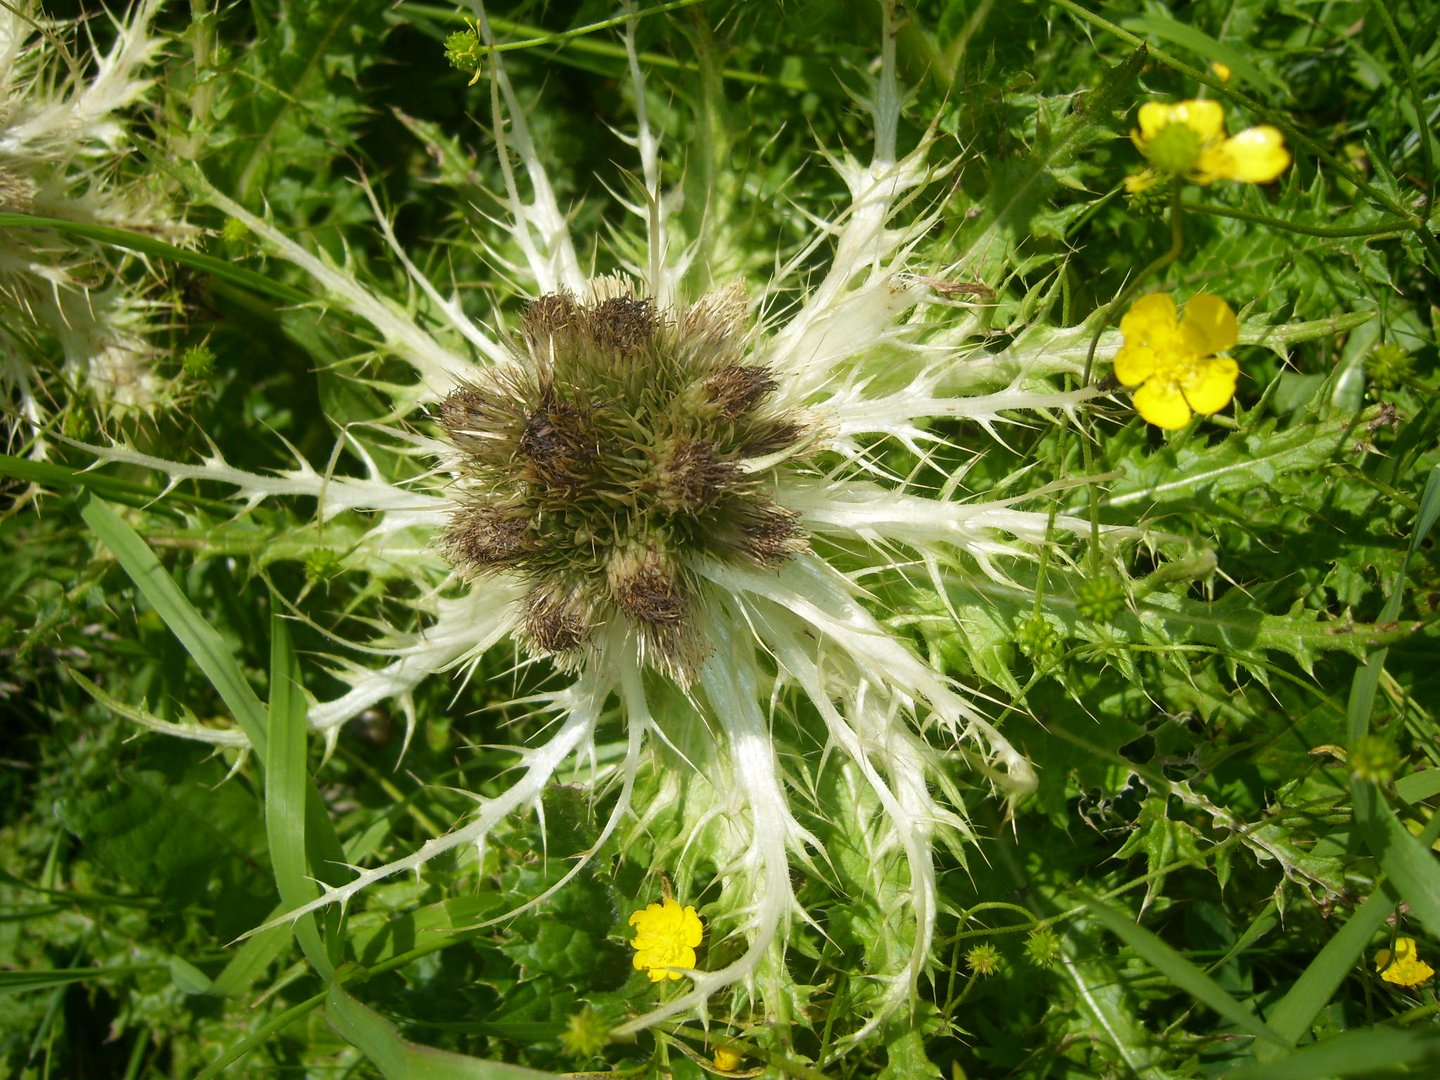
1098, 405, 1379, 516
168, 955, 215, 996
0, 965, 162, 996
1112, 798, 1204, 914
1058, 923, 1168, 1077
1396, 769, 1440, 805
950, 45, 1148, 285
878, 1027, 943, 1079
53, 757, 270, 915
351, 895, 509, 969
208, 913, 295, 998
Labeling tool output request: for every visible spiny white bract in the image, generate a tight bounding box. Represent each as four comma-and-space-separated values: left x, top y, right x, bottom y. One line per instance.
2, 0, 180, 444
92, 2, 1107, 1044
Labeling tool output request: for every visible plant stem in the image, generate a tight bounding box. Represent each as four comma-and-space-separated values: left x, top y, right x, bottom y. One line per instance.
1182, 199, 1412, 238
1083, 184, 1186, 389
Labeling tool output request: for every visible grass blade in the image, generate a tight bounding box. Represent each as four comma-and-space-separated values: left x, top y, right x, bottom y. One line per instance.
326, 982, 561, 1079
1262, 796, 1440, 1054
1353, 783, 1440, 942
80, 495, 268, 752
0, 210, 310, 305
1082, 895, 1287, 1048
266, 609, 334, 979
1226, 1027, 1440, 1079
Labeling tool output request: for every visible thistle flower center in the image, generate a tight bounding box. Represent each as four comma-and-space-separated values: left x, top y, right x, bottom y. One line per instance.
441, 284, 812, 677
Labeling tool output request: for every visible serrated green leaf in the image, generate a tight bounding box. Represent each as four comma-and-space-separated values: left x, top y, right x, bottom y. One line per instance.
53, 762, 266, 904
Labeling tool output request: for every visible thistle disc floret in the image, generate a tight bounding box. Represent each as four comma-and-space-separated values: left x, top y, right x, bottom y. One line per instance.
441, 282, 811, 679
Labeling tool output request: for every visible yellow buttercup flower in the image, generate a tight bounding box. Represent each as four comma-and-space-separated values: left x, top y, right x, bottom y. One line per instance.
1376, 937, 1436, 987
628, 898, 704, 982
1126, 99, 1290, 193
712, 1045, 744, 1071
1114, 292, 1239, 429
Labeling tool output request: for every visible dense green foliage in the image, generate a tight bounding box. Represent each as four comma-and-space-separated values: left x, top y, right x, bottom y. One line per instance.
3, 0, 1438, 1077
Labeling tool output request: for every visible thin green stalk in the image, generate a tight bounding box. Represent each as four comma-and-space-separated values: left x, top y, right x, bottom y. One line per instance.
401, 0, 808, 92
1181, 199, 1413, 238
1080, 425, 1103, 571
1071, 185, 1185, 568
476, 0, 706, 55
1365, 0, 1436, 218
120, 1029, 149, 1080
192, 985, 330, 1080
1083, 184, 1186, 388
0, 212, 310, 306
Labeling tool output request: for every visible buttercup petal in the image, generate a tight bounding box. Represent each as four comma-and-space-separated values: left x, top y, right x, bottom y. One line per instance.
1377, 937, 1435, 987
629, 899, 703, 980
1179, 293, 1238, 354
1181, 355, 1239, 415
1216, 125, 1291, 183
1119, 292, 1178, 343
1132, 380, 1193, 429
1172, 99, 1225, 142
1136, 101, 1181, 140
1113, 343, 1158, 387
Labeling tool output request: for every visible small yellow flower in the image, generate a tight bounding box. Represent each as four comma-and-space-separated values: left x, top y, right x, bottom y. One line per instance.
1114, 292, 1239, 429
1211, 61, 1233, 82
1126, 98, 1290, 193
712, 1045, 744, 1071
628, 898, 703, 982
1376, 937, 1436, 987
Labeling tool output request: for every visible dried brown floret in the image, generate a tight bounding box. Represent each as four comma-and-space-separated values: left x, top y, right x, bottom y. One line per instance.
735, 502, 807, 565
584, 295, 656, 354
657, 439, 738, 512
609, 545, 687, 627
520, 391, 599, 491
703, 365, 778, 420
445, 506, 534, 568
521, 291, 580, 351
523, 584, 594, 653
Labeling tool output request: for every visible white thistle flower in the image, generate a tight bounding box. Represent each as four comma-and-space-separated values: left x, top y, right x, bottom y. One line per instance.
2, 0, 178, 442
85, 1, 1119, 1043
